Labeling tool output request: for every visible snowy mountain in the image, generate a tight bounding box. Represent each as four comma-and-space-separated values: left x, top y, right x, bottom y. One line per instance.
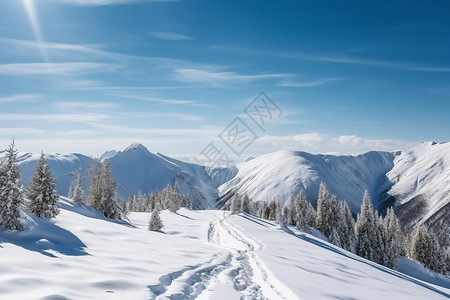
386, 142, 450, 229
4, 141, 450, 227
218, 150, 395, 214
0, 198, 448, 299
5, 143, 235, 209
218, 144, 450, 228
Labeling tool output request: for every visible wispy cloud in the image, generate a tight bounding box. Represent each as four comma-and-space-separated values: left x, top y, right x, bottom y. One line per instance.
53, 101, 120, 110
58, 0, 176, 6
212, 44, 450, 73
279, 77, 345, 88
0, 94, 42, 103
0, 128, 45, 135
283, 53, 450, 73
149, 31, 192, 41
0, 62, 118, 76
174, 68, 289, 85
112, 93, 203, 106
0, 113, 111, 123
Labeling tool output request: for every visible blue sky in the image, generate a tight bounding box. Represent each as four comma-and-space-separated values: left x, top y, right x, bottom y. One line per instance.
0, 0, 449, 160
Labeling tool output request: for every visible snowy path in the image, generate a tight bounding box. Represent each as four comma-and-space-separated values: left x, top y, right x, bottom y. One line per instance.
148, 211, 298, 300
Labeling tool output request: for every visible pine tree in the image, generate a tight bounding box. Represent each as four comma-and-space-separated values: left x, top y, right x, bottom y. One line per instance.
295, 189, 316, 230
267, 201, 278, 221
70, 171, 86, 206
329, 227, 342, 248
88, 160, 123, 219
355, 190, 377, 261
240, 193, 251, 214
382, 207, 401, 269
100, 160, 122, 219
373, 211, 385, 265
316, 182, 332, 237
230, 194, 241, 214
148, 208, 163, 231
127, 195, 135, 212
26, 152, 60, 219
0, 140, 25, 230
88, 161, 103, 211
338, 200, 356, 253
409, 225, 447, 274
167, 184, 182, 213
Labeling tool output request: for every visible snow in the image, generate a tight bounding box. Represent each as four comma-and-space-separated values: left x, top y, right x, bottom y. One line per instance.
387, 142, 450, 224
1, 144, 235, 209
2, 141, 449, 226
1, 198, 448, 299
219, 150, 395, 213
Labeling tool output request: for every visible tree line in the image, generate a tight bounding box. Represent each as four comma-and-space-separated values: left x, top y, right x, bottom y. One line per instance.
228, 182, 450, 275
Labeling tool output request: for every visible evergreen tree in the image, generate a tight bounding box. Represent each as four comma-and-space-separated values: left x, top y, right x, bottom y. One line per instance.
70, 171, 86, 206
316, 182, 332, 237
100, 160, 122, 219
295, 189, 316, 230
0, 140, 24, 230
373, 211, 385, 265
382, 207, 401, 269
88, 160, 103, 211
355, 190, 377, 261
267, 201, 278, 221
88, 160, 123, 219
148, 208, 163, 231
26, 152, 60, 219
409, 225, 447, 274
329, 227, 342, 248
230, 194, 241, 214
240, 193, 251, 214
166, 184, 182, 213
338, 200, 356, 253
127, 195, 135, 212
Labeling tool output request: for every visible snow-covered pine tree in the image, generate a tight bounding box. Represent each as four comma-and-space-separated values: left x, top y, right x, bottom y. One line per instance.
316, 182, 332, 237
68, 182, 75, 199
70, 171, 86, 206
372, 211, 385, 265
26, 152, 60, 220
0, 140, 25, 230
127, 195, 135, 212
329, 227, 342, 248
167, 184, 182, 213
100, 160, 122, 219
355, 190, 376, 261
267, 201, 278, 221
382, 207, 401, 269
337, 200, 356, 253
240, 193, 251, 214
230, 193, 241, 214
295, 188, 316, 230
288, 192, 299, 226
148, 208, 163, 231
88, 160, 103, 211
88, 160, 123, 219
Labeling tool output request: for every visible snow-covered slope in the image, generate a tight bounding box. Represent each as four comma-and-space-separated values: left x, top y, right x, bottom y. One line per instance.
0, 199, 448, 299
387, 142, 450, 228
218, 150, 395, 213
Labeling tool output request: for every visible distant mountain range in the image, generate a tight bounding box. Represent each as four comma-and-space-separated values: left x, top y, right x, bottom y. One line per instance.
2, 141, 449, 229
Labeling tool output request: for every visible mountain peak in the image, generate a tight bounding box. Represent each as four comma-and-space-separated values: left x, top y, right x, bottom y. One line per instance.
123, 142, 149, 153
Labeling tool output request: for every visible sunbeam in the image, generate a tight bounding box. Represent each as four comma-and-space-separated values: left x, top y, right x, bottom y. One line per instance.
22, 0, 49, 62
